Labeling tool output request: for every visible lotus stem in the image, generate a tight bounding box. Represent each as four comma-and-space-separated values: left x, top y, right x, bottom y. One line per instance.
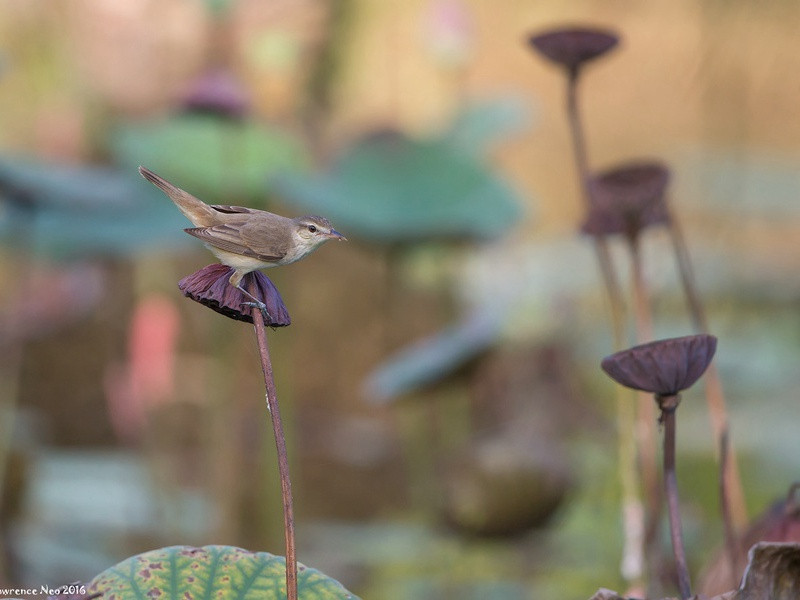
629, 234, 661, 550
668, 216, 747, 530
565, 71, 627, 344
668, 217, 706, 332
628, 235, 653, 341
565, 69, 645, 591
719, 428, 740, 589
658, 394, 692, 600
249, 281, 298, 600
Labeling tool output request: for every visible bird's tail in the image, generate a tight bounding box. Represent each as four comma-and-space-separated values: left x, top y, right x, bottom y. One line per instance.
139, 166, 217, 227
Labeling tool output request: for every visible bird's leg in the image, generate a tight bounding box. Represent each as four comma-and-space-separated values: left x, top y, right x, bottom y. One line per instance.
229, 271, 271, 322
235, 284, 272, 322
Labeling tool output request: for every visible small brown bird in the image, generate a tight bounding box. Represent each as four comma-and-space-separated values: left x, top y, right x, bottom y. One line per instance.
139, 166, 345, 313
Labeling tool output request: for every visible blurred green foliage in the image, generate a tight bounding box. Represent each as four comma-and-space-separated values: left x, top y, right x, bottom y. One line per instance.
0, 157, 189, 258
276, 128, 523, 243
440, 98, 529, 158
364, 308, 503, 403
112, 114, 308, 206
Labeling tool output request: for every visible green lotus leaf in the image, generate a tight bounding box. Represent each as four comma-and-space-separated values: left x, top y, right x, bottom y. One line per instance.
0, 157, 144, 210
20, 200, 189, 258
275, 131, 523, 243
0, 158, 190, 257
112, 114, 307, 206
88, 545, 359, 600
441, 97, 530, 156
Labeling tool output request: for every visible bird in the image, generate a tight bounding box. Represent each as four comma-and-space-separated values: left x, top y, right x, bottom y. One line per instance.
139, 166, 345, 317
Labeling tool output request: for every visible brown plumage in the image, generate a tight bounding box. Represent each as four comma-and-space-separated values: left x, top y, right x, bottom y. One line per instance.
139, 166, 345, 309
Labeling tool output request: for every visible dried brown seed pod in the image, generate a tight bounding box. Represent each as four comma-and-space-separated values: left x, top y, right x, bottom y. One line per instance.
581, 161, 671, 238
178, 264, 290, 326
601, 334, 717, 396
527, 26, 619, 75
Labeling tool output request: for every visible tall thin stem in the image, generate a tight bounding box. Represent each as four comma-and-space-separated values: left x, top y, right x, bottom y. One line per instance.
566, 71, 627, 334
719, 428, 740, 589
629, 234, 653, 341
659, 395, 692, 600
565, 71, 589, 192
250, 282, 298, 600
668, 216, 747, 530
668, 218, 706, 332
565, 69, 643, 591
629, 235, 660, 536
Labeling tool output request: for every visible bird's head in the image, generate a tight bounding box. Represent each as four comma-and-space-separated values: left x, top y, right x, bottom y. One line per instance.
291, 215, 346, 257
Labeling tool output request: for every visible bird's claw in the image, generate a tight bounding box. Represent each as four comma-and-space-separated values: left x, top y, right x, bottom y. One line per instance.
242, 301, 271, 323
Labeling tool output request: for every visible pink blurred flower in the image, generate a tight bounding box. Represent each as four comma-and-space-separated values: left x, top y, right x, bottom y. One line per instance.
181, 68, 251, 120
105, 295, 180, 442
425, 0, 474, 69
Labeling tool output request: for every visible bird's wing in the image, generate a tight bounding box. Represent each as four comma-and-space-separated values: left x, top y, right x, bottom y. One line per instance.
185, 223, 287, 262
209, 204, 256, 215
236, 214, 293, 260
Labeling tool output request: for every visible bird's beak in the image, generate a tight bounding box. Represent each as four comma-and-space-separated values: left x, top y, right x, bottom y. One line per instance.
328, 229, 347, 241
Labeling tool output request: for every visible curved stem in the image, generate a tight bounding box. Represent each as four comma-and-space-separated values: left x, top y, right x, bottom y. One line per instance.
669, 216, 747, 530
594, 238, 627, 342
565, 70, 627, 340
565, 68, 643, 591
250, 281, 297, 600
629, 235, 661, 544
566, 70, 627, 337
668, 217, 707, 332
659, 396, 692, 600
629, 235, 653, 341
616, 389, 644, 589
719, 428, 740, 589
566, 71, 589, 194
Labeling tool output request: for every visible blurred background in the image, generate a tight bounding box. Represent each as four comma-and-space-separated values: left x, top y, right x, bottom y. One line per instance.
1, 1, 799, 598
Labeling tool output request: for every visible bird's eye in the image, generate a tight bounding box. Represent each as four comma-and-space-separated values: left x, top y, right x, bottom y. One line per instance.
307, 225, 317, 233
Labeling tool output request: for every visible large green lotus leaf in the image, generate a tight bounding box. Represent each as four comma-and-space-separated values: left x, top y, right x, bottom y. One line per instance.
0, 158, 191, 257
275, 132, 523, 243
88, 545, 359, 600
21, 200, 190, 258
112, 114, 307, 205
0, 157, 145, 210
440, 97, 530, 157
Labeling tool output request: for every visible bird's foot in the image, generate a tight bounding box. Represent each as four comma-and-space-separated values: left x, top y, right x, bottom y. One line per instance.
234, 282, 271, 322
241, 300, 271, 323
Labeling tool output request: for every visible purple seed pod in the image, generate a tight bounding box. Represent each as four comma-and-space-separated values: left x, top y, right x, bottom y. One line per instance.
527, 26, 619, 75
178, 264, 290, 326
601, 334, 717, 396
581, 161, 671, 238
